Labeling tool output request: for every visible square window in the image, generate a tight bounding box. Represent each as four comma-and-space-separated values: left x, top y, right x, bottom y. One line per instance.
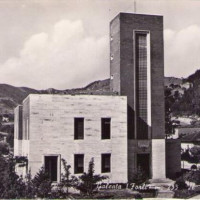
102, 154, 111, 173
74, 154, 84, 174
74, 118, 84, 140
101, 118, 111, 139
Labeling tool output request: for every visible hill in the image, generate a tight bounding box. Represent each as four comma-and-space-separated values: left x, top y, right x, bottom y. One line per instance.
0, 84, 39, 114
166, 69, 200, 116
0, 79, 111, 115
164, 77, 183, 87
1, 71, 200, 117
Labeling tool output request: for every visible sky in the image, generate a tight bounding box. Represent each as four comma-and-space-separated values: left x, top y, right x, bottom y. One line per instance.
0, 0, 200, 89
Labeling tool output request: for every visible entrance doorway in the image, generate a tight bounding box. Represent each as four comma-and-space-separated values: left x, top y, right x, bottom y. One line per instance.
137, 154, 150, 178
45, 156, 58, 182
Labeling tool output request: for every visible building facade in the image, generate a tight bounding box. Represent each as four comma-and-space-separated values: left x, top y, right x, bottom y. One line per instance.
14, 94, 128, 183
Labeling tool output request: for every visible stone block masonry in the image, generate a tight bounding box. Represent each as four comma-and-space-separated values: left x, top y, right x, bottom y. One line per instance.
16, 94, 128, 183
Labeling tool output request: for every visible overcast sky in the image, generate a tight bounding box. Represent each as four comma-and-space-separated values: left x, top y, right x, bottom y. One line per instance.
0, 0, 200, 89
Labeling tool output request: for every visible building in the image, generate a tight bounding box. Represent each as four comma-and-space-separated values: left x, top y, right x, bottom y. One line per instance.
171, 87, 185, 96
181, 82, 193, 90
110, 13, 166, 179
14, 95, 127, 183
14, 13, 180, 183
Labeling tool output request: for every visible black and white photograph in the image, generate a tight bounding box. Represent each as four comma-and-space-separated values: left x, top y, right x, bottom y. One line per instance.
0, 0, 200, 199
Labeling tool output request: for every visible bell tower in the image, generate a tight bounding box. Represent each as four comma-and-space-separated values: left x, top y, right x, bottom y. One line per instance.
110, 13, 166, 180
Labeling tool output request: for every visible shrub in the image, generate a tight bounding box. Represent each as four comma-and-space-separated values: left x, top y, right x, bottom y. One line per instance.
31, 166, 52, 198
0, 154, 26, 198
130, 166, 148, 186
191, 165, 197, 171
184, 170, 200, 185
174, 189, 196, 198
175, 176, 188, 190
23, 171, 35, 198
0, 142, 9, 155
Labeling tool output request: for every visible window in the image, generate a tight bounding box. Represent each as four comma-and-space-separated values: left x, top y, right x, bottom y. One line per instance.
26, 118, 29, 140
135, 32, 149, 139
74, 118, 84, 140
44, 156, 59, 182
102, 154, 111, 173
101, 118, 111, 139
74, 154, 84, 174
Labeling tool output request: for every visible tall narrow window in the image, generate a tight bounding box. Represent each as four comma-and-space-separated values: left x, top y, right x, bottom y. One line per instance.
44, 156, 58, 182
101, 118, 111, 139
135, 32, 150, 139
102, 154, 111, 173
74, 154, 84, 174
19, 106, 23, 140
26, 118, 29, 140
74, 118, 84, 140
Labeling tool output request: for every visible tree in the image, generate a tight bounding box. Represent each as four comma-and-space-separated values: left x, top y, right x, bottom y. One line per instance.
32, 166, 52, 198
0, 154, 54, 199
189, 146, 200, 164
181, 149, 191, 162
0, 154, 26, 198
23, 171, 35, 198
0, 142, 9, 155
77, 158, 108, 196
56, 158, 78, 197
130, 166, 148, 186
191, 165, 197, 171
184, 170, 200, 185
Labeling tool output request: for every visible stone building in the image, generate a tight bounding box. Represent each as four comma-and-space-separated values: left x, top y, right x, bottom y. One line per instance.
14, 13, 180, 183
14, 95, 127, 183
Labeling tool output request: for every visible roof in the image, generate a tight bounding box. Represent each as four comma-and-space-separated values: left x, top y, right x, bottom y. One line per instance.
181, 132, 200, 143
110, 12, 163, 24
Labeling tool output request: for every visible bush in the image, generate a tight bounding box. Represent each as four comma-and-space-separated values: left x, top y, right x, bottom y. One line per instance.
174, 189, 196, 198
0, 142, 9, 155
0, 154, 26, 198
175, 176, 188, 190
0, 156, 110, 198
191, 165, 197, 171
129, 166, 148, 186
184, 170, 200, 185
31, 166, 52, 198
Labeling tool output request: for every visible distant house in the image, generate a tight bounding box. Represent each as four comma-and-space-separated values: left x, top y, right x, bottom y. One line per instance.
181, 133, 200, 170
2, 117, 9, 122
181, 132, 200, 149
181, 82, 193, 90
0, 131, 8, 142
175, 127, 200, 138
171, 87, 185, 96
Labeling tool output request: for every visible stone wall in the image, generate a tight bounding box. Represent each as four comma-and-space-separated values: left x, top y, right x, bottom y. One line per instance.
152, 139, 166, 179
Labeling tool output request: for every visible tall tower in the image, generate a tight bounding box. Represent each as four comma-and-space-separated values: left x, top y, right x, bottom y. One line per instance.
110, 13, 166, 180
